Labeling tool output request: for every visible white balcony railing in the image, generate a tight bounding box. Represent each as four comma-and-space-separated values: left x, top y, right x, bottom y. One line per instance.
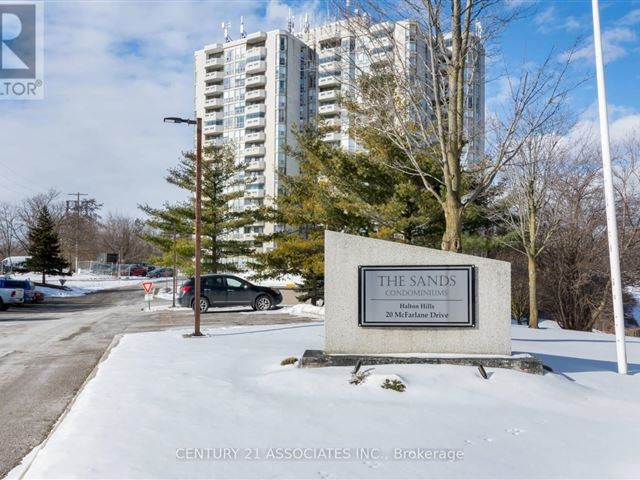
245, 160, 265, 171
319, 89, 339, 101
246, 61, 266, 74
245, 118, 266, 129
245, 189, 265, 198
205, 85, 223, 95
245, 89, 265, 102
204, 98, 223, 107
318, 75, 340, 87
205, 57, 224, 68
246, 75, 266, 88
319, 103, 340, 115
244, 132, 265, 143
242, 146, 266, 157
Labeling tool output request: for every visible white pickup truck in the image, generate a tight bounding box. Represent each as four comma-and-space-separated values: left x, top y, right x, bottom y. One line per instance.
0, 286, 24, 311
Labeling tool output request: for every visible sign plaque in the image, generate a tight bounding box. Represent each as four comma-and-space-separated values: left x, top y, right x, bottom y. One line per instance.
359, 265, 475, 327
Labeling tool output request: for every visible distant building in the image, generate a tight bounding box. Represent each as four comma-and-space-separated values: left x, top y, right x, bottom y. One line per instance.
194, 15, 485, 250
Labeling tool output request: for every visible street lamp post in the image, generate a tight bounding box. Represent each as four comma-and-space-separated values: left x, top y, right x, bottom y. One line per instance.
164, 116, 203, 336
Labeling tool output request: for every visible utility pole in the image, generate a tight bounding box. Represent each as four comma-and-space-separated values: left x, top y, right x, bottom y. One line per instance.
67, 192, 88, 274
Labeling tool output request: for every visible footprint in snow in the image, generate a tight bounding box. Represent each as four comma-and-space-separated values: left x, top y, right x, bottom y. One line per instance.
483, 437, 495, 442
317, 472, 332, 479
506, 428, 525, 436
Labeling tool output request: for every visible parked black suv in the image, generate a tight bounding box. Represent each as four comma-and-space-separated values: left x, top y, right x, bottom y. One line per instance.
178, 274, 283, 313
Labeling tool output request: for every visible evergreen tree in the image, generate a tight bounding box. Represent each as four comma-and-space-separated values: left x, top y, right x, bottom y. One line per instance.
251, 126, 502, 303
140, 144, 255, 274
25, 206, 69, 283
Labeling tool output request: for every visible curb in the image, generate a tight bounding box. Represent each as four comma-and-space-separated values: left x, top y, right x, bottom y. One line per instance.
15, 333, 125, 479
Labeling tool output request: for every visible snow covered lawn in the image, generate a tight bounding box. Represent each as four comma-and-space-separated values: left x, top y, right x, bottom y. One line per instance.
10, 322, 640, 479
9, 273, 149, 298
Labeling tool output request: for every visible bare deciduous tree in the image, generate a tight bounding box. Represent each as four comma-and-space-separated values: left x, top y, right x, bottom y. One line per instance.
99, 213, 155, 263
0, 202, 22, 266
335, 0, 575, 251
493, 123, 572, 328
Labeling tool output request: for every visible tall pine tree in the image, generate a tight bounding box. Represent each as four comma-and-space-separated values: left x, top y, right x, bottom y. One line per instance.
140, 144, 255, 274
26, 206, 69, 284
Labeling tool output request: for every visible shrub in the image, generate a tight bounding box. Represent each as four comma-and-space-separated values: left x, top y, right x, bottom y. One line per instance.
280, 356, 298, 366
381, 378, 406, 392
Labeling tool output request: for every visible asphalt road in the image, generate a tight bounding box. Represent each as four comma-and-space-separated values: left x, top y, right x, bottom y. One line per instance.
0, 287, 314, 477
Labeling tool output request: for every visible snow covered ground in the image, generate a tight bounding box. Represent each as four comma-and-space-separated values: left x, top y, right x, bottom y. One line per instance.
9, 319, 640, 479
7, 273, 150, 298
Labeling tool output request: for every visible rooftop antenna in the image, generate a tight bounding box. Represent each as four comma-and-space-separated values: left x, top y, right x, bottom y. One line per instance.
304, 12, 310, 33
222, 21, 231, 42
288, 8, 294, 33
240, 15, 246, 38
346, 0, 351, 17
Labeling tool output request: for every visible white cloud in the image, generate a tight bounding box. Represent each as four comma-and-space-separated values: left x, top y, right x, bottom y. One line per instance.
567, 103, 640, 145
0, 0, 320, 216
563, 27, 637, 65
619, 9, 640, 26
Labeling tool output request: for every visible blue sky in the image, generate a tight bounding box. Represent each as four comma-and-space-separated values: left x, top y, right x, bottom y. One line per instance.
0, 0, 638, 216
492, 0, 640, 121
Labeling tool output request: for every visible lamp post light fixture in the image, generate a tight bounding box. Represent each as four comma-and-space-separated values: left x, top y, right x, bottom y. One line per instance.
163, 116, 203, 336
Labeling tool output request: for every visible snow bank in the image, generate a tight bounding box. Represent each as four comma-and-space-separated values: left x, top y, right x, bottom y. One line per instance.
241, 303, 325, 319
8, 273, 149, 298
14, 322, 640, 479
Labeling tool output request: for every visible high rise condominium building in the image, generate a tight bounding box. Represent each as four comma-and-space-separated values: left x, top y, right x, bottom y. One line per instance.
194, 15, 485, 250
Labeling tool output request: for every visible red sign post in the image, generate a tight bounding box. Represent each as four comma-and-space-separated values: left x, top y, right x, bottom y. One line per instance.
142, 281, 154, 311
142, 281, 153, 294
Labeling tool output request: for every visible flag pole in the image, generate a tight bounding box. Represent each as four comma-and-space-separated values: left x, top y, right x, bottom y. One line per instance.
591, 0, 627, 374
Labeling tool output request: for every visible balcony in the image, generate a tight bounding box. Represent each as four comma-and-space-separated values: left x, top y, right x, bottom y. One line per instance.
204, 98, 223, 107
318, 27, 341, 43
245, 104, 266, 115
242, 146, 266, 157
246, 46, 266, 62
204, 43, 223, 55
205, 112, 223, 121
245, 89, 265, 102
247, 174, 266, 184
319, 61, 341, 72
205, 71, 224, 81
246, 75, 266, 88
323, 117, 342, 128
205, 138, 225, 147
205, 85, 224, 96
204, 125, 223, 134
319, 89, 339, 101
246, 32, 267, 44
246, 60, 266, 74
323, 132, 342, 142
318, 104, 340, 115
319, 75, 340, 87
245, 160, 265, 171
245, 189, 265, 198
320, 47, 338, 59
245, 132, 265, 144
245, 117, 266, 129
205, 57, 224, 68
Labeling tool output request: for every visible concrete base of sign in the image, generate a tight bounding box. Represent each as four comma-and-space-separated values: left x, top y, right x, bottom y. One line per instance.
299, 350, 544, 375
325, 231, 512, 355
